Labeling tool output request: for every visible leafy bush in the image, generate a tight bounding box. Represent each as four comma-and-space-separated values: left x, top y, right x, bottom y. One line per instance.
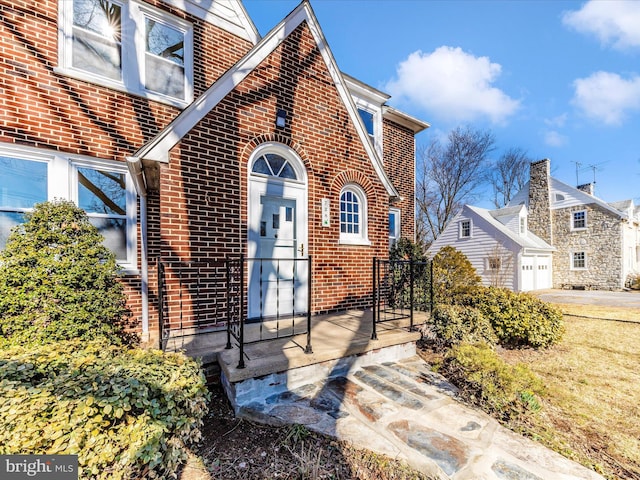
432, 246, 480, 301
0, 200, 132, 347
390, 237, 427, 261
440, 342, 544, 421
431, 304, 498, 347
0, 340, 209, 479
455, 287, 564, 348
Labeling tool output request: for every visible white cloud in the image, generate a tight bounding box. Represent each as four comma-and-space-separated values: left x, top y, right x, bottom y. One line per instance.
384, 46, 520, 125
544, 130, 568, 148
572, 71, 640, 125
562, 0, 640, 50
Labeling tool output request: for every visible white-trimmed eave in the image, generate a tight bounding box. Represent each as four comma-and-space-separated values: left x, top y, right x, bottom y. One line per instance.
382, 106, 430, 134
551, 177, 628, 220
161, 0, 260, 44
135, 1, 399, 197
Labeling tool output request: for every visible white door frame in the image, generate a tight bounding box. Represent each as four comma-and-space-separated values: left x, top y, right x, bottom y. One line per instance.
247, 143, 308, 319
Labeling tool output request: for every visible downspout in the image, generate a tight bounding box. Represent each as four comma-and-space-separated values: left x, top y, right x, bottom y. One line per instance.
126, 157, 150, 345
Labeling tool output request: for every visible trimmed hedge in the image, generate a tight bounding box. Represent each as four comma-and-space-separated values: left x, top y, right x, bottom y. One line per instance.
455, 288, 564, 348
441, 342, 544, 421
0, 340, 209, 479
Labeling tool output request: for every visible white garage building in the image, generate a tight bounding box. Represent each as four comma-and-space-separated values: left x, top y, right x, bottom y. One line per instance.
428, 204, 554, 292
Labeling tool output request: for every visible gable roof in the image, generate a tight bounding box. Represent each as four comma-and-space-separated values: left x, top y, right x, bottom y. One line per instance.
508, 177, 629, 220
162, 0, 260, 44
466, 205, 554, 252
131, 0, 399, 197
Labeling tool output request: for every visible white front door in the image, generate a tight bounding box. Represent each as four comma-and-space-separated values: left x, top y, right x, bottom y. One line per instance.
247, 147, 308, 319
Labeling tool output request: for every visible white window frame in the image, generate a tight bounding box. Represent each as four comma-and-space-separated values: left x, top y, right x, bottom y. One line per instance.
57, 0, 194, 107
459, 219, 472, 239
353, 101, 383, 157
571, 210, 587, 231
519, 215, 527, 235
571, 251, 587, 270
339, 184, 370, 246
389, 207, 401, 247
0, 144, 137, 272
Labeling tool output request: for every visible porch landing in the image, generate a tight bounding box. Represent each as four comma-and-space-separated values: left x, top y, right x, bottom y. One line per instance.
165, 309, 425, 383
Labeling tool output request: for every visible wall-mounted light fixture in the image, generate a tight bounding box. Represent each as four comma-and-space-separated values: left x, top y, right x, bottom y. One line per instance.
275, 109, 287, 128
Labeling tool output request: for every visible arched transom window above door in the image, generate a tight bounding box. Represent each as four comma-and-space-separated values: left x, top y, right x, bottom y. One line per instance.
251, 153, 298, 180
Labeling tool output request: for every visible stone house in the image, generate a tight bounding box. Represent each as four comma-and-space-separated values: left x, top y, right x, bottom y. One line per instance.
429, 158, 639, 291
508, 159, 640, 290
0, 0, 428, 346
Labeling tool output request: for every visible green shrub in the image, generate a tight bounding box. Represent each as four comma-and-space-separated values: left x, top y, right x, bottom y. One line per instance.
441, 342, 544, 421
0, 200, 132, 347
0, 340, 209, 479
432, 246, 480, 301
455, 287, 564, 348
431, 304, 498, 347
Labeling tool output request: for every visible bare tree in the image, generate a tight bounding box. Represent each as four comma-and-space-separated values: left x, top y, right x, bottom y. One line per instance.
416, 126, 495, 245
490, 147, 531, 208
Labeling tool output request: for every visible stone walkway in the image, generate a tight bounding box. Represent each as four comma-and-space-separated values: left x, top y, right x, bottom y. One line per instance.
239, 356, 603, 480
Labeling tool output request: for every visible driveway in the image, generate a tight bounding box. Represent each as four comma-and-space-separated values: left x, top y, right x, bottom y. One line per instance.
534, 289, 640, 309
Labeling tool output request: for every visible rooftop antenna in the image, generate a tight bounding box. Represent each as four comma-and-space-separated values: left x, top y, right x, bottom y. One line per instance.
587, 161, 608, 185
571, 161, 582, 185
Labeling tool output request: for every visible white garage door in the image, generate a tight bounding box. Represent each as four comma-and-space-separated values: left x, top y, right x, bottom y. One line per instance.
536, 256, 552, 289
521, 255, 552, 291
521, 256, 535, 291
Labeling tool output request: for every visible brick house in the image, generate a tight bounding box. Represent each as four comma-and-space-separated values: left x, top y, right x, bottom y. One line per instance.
0, 0, 427, 346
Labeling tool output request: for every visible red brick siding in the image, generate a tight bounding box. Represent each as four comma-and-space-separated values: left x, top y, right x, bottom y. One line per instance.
0, 0, 253, 338
153, 22, 390, 315
383, 118, 416, 241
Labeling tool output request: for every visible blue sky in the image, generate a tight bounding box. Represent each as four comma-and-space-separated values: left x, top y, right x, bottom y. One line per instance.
244, 0, 640, 206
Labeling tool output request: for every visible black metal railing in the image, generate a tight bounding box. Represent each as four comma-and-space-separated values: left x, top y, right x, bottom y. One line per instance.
372, 257, 433, 340
157, 258, 229, 350
157, 256, 312, 368
225, 255, 313, 368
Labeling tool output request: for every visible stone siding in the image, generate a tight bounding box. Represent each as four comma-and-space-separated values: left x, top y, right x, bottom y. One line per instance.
527, 159, 553, 244
552, 204, 623, 290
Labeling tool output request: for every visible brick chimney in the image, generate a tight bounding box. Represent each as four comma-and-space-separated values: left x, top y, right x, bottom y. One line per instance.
527, 159, 553, 245
577, 182, 594, 195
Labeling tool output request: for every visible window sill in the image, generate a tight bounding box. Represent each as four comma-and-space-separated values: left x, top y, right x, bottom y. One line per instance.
339, 237, 372, 246
571, 228, 587, 232
54, 67, 190, 110
118, 266, 141, 277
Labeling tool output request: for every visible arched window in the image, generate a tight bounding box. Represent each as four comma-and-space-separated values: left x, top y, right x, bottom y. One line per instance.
339, 184, 369, 245
251, 152, 298, 180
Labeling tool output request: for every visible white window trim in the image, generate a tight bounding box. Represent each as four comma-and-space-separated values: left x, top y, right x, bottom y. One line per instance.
353, 99, 383, 158
571, 209, 587, 231
459, 219, 472, 239
519, 215, 527, 235
57, 0, 194, 108
570, 251, 587, 270
339, 184, 370, 246
0, 144, 138, 273
389, 207, 401, 246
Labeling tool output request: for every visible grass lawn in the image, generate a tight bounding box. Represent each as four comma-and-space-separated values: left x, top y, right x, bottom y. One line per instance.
500, 315, 640, 480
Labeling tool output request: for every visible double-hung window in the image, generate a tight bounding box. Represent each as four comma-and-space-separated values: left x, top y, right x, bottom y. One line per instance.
572, 210, 587, 230
59, 0, 193, 105
460, 219, 472, 238
571, 251, 586, 270
0, 145, 137, 271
